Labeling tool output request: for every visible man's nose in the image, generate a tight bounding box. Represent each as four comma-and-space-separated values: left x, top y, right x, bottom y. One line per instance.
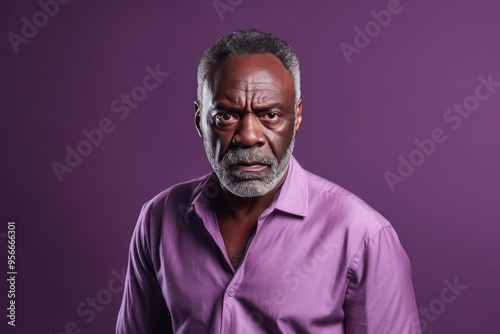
232, 113, 265, 148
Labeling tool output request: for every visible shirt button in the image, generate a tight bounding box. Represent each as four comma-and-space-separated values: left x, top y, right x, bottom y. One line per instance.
227, 288, 235, 297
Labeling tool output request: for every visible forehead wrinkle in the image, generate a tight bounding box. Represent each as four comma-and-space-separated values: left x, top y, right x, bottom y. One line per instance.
207, 55, 294, 110
226, 91, 281, 110
214, 84, 281, 108
215, 66, 283, 88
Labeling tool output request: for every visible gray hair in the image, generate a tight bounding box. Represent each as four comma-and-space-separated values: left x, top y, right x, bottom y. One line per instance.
197, 29, 301, 106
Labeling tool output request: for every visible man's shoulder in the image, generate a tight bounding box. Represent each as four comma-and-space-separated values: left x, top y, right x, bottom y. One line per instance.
142, 172, 213, 213
303, 168, 391, 234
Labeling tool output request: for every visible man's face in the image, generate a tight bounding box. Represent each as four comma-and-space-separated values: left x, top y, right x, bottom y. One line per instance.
196, 53, 302, 197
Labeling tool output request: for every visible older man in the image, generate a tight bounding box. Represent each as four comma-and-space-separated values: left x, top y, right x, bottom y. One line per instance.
116, 29, 421, 334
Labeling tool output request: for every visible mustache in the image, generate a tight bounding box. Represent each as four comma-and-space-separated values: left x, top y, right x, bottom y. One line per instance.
221, 149, 277, 166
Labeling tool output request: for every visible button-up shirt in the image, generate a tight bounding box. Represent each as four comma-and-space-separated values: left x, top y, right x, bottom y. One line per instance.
116, 156, 421, 333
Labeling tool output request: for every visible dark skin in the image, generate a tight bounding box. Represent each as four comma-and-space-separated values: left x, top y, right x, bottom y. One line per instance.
195, 53, 303, 270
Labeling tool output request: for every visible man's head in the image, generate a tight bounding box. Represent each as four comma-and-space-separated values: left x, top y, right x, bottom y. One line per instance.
195, 29, 302, 198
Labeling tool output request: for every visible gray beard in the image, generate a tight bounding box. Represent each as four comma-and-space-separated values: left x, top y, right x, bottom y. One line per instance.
203, 137, 295, 198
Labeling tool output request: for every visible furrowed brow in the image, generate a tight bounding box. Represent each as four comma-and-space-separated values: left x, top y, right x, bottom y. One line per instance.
211, 103, 239, 113
253, 103, 285, 112
210, 102, 286, 114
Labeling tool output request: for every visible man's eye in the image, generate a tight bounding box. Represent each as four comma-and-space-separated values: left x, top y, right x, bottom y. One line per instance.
215, 113, 238, 125
261, 112, 280, 122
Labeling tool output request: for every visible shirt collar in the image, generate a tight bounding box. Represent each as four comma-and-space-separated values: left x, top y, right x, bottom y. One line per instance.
273, 155, 308, 217
190, 155, 309, 219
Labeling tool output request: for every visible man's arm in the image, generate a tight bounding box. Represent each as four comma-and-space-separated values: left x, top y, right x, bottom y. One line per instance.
343, 225, 421, 334
116, 202, 173, 334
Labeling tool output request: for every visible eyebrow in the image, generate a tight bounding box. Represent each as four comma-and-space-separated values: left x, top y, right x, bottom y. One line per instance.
211, 102, 286, 113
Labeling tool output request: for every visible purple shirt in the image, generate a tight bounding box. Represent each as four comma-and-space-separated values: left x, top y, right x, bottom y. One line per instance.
116, 156, 421, 333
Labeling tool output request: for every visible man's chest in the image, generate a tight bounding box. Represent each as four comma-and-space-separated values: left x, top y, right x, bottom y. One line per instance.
217, 217, 258, 270
158, 216, 350, 328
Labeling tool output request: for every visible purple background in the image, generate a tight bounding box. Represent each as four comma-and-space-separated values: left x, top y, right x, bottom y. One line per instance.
1, 0, 499, 333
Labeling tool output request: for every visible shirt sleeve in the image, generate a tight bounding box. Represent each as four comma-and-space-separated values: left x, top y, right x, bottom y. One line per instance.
116, 202, 174, 334
343, 225, 421, 334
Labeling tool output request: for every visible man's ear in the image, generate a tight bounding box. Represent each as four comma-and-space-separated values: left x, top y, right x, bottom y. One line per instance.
295, 99, 303, 132
194, 101, 202, 138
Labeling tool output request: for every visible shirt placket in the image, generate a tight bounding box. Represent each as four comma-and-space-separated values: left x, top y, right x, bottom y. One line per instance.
195, 193, 277, 334
219, 208, 276, 334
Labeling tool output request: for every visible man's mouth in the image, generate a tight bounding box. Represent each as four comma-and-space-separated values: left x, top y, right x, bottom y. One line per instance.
232, 161, 269, 172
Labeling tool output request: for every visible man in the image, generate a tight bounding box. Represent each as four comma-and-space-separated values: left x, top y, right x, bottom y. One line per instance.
116, 29, 421, 333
